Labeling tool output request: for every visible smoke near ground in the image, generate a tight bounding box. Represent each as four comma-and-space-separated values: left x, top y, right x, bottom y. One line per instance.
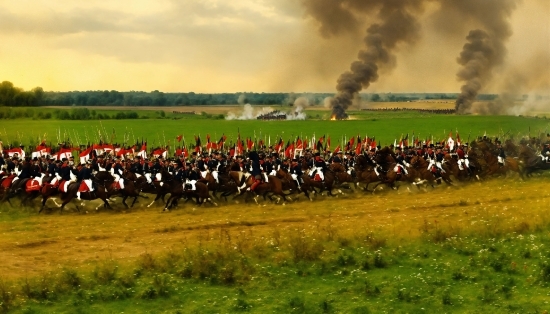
225, 104, 306, 120
474, 52, 550, 115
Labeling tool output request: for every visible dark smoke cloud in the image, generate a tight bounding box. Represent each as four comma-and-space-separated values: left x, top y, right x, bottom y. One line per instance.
454, 29, 502, 113
440, 0, 519, 113
304, 0, 425, 119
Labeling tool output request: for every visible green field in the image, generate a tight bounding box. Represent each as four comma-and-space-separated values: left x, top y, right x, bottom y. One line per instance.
1, 107, 549, 150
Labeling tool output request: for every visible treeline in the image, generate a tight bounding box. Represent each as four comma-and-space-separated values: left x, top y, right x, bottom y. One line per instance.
0, 107, 142, 120
0, 81, 44, 106
1, 80, 502, 107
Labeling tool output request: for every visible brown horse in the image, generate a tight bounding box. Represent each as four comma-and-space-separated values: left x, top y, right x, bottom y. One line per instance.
2, 177, 42, 207
480, 150, 523, 179
354, 155, 382, 192
444, 154, 472, 182
518, 143, 550, 176
56, 180, 115, 213
409, 156, 453, 188
164, 181, 217, 211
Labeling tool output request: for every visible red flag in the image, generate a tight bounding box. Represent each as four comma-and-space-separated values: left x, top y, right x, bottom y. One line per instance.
333, 145, 341, 154
355, 136, 362, 155
176, 135, 183, 142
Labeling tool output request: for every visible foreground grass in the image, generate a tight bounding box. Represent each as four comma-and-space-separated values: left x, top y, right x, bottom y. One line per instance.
1, 177, 550, 313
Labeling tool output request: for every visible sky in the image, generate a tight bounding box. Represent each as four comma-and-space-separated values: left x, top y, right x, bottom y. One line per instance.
1, 0, 549, 94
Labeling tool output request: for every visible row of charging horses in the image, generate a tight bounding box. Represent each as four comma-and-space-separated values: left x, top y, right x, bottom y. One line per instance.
0, 138, 548, 213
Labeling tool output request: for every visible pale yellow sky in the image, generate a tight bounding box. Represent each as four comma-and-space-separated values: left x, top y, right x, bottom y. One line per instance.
1, 0, 548, 93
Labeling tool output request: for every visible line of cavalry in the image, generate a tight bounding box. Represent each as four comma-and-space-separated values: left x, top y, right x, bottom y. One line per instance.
1, 133, 549, 214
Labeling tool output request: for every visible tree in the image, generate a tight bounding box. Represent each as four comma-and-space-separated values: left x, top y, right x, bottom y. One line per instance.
32, 87, 44, 105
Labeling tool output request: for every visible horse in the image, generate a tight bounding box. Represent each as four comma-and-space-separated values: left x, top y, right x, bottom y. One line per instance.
1, 177, 42, 208
275, 169, 313, 201
370, 147, 412, 192
164, 181, 218, 211
480, 150, 523, 179
443, 154, 472, 182
518, 144, 550, 177
409, 156, 453, 188
56, 180, 115, 213
354, 155, 382, 192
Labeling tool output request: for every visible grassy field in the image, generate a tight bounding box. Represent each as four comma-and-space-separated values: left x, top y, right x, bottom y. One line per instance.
0, 177, 549, 313
0, 107, 548, 150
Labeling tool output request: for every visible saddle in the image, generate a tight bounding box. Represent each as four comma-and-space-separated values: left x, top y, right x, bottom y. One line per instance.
111, 181, 122, 191
25, 179, 42, 192
78, 181, 91, 193
1, 175, 15, 189
313, 173, 323, 182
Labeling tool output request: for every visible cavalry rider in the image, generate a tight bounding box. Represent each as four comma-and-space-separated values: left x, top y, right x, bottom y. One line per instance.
496, 141, 506, 166
332, 151, 343, 164
345, 151, 355, 171
290, 158, 304, 188
258, 153, 269, 182
76, 161, 94, 200
207, 152, 219, 183
455, 144, 471, 173
142, 158, 153, 184
197, 154, 208, 178
394, 147, 409, 176
185, 161, 201, 191
59, 158, 75, 192
265, 154, 275, 176
12, 157, 32, 187
541, 143, 550, 163
112, 157, 125, 190
130, 156, 143, 176
248, 151, 262, 192
311, 152, 326, 181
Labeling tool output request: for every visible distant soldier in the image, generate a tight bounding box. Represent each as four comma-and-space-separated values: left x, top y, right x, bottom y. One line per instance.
496, 142, 506, 166
542, 143, 550, 163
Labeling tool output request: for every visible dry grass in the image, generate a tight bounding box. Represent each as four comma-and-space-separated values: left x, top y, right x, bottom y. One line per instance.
0, 177, 549, 281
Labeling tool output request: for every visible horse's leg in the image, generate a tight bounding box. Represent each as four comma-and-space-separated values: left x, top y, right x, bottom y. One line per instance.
121, 194, 129, 209
147, 193, 162, 208
39, 195, 49, 213
163, 195, 173, 211
130, 196, 138, 208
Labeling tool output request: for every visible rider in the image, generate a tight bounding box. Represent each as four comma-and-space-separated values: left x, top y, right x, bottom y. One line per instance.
248, 152, 262, 192
311, 152, 327, 181
185, 163, 200, 191
496, 141, 506, 166
394, 147, 409, 176
76, 161, 94, 200
542, 143, 550, 163
207, 152, 219, 183
455, 144, 471, 173
290, 158, 303, 188
112, 157, 125, 189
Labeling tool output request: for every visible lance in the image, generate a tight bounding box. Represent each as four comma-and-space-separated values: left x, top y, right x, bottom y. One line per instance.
3, 127, 9, 146
163, 130, 166, 150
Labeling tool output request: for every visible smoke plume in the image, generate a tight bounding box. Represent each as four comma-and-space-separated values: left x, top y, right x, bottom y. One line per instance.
303, 0, 425, 119
447, 0, 519, 113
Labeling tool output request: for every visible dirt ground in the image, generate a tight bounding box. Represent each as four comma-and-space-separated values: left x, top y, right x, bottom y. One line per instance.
0, 178, 547, 280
